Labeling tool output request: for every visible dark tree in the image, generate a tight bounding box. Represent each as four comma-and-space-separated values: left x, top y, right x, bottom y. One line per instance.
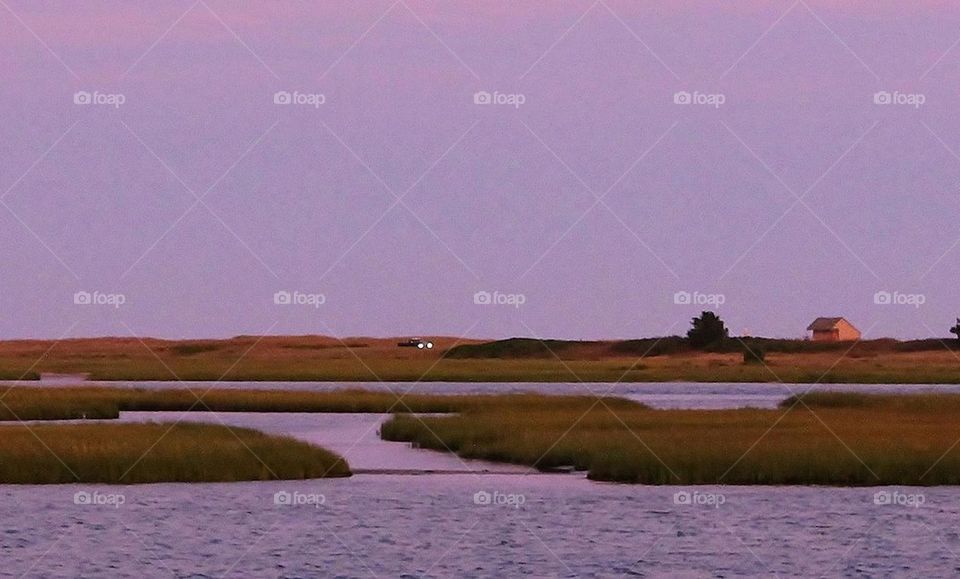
951, 318, 960, 343
687, 311, 729, 349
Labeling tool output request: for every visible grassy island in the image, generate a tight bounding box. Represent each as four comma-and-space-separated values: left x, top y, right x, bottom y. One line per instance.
382, 392, 960, 485
0, 422, 350, 484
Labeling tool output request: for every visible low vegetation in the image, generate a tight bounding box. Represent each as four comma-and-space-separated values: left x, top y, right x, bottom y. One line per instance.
442, 338, 598, 359
447, 336, 960, 359
382, 392, 960, 485
0, 386, 630, 421
0, 333, 956, 383
742, 347, 766, 365
0, 387, 120, 421
0, 422, 350, 484
8, 387, 960, 485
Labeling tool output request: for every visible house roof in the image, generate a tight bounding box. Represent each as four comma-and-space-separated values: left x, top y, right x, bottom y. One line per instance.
807, 317, 851, 331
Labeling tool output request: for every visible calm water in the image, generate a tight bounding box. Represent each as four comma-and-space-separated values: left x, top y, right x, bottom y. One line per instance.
117, 411, 532, 474
5, 478, 960, 577
7, 382, 960, 576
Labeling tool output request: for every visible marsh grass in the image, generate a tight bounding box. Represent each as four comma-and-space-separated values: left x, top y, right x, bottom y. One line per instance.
0, 388, 119, 421
168, 342, 222, 356
382, 392, 960, 485
0, 386, 640, 420
0, 388, 627, 484
0, 422, 350, 484
783, 391, 960, 412
11, 386, 960, 485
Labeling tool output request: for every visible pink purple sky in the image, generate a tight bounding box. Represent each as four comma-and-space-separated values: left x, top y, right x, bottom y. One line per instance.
2, 1, 960, 340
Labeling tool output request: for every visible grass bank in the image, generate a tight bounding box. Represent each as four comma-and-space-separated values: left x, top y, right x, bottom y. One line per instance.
381, 392, 960, 485
0, 386, 633, 421
0, 387, 121, 421
0, 422, 350, 484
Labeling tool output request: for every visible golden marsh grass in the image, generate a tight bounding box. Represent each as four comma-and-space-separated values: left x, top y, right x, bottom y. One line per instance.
0, 422, 350, 484
382, 392, 960, 485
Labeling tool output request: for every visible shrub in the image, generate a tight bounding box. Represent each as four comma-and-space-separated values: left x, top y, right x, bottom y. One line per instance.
742, 347, 766, 365
608, 336, 687, 356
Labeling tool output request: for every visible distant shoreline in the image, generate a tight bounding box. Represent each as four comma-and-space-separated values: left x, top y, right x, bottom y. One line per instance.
0, 335, 957, 384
